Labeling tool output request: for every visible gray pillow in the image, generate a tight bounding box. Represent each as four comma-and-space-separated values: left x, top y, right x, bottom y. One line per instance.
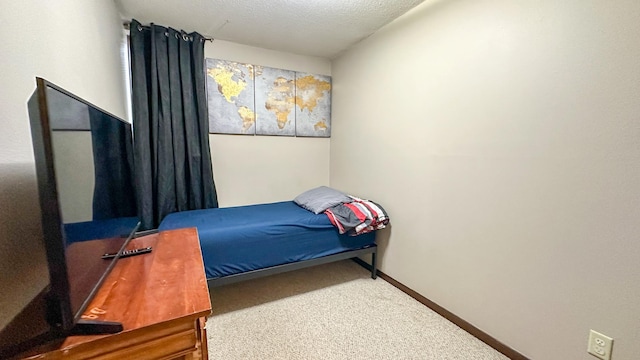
294, 186, 352, 214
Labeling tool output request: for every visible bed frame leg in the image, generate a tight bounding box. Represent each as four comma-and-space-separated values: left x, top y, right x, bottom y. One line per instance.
371, 250, 378, 279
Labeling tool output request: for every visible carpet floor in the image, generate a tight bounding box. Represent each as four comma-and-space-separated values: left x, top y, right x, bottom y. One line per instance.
206, 260, 509, 360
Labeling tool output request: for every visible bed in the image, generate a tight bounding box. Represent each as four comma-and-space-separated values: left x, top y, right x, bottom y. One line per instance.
158, 201, 378, 287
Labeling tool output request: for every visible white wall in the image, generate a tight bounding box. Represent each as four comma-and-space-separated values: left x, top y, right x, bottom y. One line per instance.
52, 132, 95, 223
0, 0, 126, 328
331, 1, 640, 359
204, 40, 331, 207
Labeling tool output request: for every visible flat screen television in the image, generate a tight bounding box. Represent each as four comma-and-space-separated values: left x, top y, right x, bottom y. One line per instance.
0, 78, 140, 358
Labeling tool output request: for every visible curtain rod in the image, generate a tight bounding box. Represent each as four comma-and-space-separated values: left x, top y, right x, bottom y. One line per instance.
123, 21, 214, 43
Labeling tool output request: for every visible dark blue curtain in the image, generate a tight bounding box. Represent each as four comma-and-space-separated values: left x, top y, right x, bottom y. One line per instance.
89, 107, 137, 221
129, 19, 218, 230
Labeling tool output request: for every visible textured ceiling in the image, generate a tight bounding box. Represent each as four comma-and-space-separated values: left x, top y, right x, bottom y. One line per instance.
115, 0, 425, 59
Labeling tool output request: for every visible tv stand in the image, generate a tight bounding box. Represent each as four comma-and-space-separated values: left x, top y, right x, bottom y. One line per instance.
20, 228, 211, 359
68, 320, 123, 336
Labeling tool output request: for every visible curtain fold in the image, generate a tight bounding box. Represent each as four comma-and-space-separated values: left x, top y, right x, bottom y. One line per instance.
130, 19, 218, 230
88, 107, 137, 221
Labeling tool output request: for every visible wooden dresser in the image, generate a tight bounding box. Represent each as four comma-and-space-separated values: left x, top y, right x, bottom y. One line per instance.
22, 228, 211, 360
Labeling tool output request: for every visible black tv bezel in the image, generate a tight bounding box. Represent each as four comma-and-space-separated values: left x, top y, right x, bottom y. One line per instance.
28, 77, 139, 332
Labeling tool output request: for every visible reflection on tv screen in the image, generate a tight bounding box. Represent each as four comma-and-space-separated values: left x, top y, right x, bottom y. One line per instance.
47, 86, 138, 316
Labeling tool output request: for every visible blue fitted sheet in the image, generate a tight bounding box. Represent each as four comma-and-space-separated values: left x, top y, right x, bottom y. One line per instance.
158, 201, 376, 279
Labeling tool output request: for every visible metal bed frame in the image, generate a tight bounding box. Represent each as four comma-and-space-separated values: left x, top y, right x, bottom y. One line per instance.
207, 244, 377, 287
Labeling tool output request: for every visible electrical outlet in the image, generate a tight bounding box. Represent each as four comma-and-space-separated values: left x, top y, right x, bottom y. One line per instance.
588, 330, 613, 360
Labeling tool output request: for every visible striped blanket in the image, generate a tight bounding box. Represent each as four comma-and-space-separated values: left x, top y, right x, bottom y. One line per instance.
324, 196, 389, 236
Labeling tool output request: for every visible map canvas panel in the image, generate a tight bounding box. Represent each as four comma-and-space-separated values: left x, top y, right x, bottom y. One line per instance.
206, 59, 256, 135
255, 66, 296, 136
295, 73, 331, 138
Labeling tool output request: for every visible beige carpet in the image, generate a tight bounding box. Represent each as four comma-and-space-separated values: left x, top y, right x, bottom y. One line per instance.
206, 260, 508, 360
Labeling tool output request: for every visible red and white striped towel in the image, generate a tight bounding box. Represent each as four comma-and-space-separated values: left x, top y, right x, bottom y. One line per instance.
324, 196, 389, 236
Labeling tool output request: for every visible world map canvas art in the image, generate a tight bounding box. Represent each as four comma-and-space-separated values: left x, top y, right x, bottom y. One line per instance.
255, 66, 296, 136
206, 59, 332, 137
206, 58, 256, 135
294, 73, 331, 137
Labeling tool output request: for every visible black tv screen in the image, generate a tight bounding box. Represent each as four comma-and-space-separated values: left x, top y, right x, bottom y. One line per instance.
0, 78, 139, 357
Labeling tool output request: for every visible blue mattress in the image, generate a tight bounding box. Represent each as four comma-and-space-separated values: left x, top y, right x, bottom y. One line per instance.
158, 201, 376, 279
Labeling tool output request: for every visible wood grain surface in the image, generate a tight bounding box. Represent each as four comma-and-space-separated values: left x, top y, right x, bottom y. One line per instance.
22, 227, 211, 359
